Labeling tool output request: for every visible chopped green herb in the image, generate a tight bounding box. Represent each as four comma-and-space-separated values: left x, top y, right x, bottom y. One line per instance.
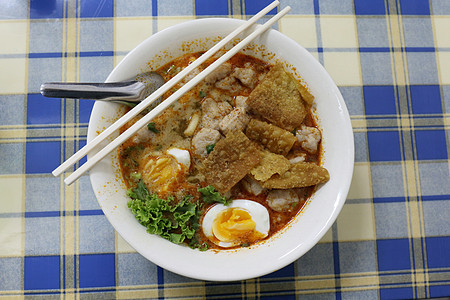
199, 90, 206, 98
198, 242, 209, 251
240, 243, 250, 248
147, 122, 159, 133
206, 143, 216, 154
124, 144, 144, 156
292, 128, 297, 135
127, 180, 149, 200
188, 239, 208, 251
198, 185, 230, 205
131, 159, 139, 167
129, 172, 141, 182
164, 65, 176, 75
127, 181, 201, 246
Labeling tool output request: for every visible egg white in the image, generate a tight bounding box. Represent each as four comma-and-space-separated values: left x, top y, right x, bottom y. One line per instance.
202, 199, 270, 248
166, 147, 191, 169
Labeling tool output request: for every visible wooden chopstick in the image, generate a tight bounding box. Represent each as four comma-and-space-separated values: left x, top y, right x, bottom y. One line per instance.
52, 0, 280, 179
62, 5, 291, 185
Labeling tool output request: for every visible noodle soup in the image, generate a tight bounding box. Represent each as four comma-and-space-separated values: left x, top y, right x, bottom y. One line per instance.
118, 51, 329, 250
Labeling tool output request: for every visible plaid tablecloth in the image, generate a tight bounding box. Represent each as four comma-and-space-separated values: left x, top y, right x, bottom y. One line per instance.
1, 0, 449, 299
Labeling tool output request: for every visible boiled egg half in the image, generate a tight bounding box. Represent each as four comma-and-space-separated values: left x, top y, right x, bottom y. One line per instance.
202, 199, 270, 248
142, 147, 190, 192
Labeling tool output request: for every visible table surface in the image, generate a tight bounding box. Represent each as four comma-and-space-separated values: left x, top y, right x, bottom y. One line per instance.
1, 0, 449, 299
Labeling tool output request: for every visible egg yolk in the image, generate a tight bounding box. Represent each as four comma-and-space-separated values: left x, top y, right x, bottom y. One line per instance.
143, 156, 181, 192
212, 208, 263, 243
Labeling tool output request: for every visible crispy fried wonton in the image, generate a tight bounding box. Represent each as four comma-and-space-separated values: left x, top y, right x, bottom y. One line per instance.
247, 64, 306, 131
202, 130, 261, 194
250, 150, 291, 182
295, 80, 314, 107
261, 162, 330, 189
245, 119, 297, 156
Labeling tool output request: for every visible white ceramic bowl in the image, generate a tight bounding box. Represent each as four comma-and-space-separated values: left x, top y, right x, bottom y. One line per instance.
88, 18, 354, 281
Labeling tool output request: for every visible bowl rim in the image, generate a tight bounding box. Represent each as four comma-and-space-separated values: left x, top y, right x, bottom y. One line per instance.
88, 17, 354, 281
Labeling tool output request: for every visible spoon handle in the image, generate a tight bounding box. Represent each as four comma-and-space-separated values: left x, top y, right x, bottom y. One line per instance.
40, 81, 145, 103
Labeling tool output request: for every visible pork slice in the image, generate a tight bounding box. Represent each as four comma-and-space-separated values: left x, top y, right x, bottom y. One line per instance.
288, 153, 306, 164
204, 62, 232, 84
191, 128, 221, 158
215, 75, 243, 93
182, 67, 201, 84
232, 67, 257, 88
234, 96, 249, 111
200, 97, 232, 130
266, 189, 299, 212
296, 125, 322, 154
219, 107, 250, 135
241, 175, 265, 196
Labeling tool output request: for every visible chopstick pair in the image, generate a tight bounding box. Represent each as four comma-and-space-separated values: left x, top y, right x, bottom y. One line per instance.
54, 1, 291, 185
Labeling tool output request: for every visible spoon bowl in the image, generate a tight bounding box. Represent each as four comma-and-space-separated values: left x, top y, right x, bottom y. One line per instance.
40, 71, 166, 106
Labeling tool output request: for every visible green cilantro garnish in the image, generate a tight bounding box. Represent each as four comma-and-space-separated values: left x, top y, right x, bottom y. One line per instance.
206, 143, 216, 154
129, 172, 141, 182
198, 185, 230, 205
164, 65, 176, 75
131, 159, 139, 167
147, 122, 159, 133
199, 90, 206, 98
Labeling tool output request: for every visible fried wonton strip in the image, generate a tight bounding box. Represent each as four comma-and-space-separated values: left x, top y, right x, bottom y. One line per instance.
250, 150, 290, 182
247, 64, 306, 131
245, 119, 296, 156
261, 162, 330, 189
202, 130, 262, 194
295, 80, 314, 107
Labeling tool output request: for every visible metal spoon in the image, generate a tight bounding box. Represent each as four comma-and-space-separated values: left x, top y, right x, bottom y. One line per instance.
40, 72, 166, 107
